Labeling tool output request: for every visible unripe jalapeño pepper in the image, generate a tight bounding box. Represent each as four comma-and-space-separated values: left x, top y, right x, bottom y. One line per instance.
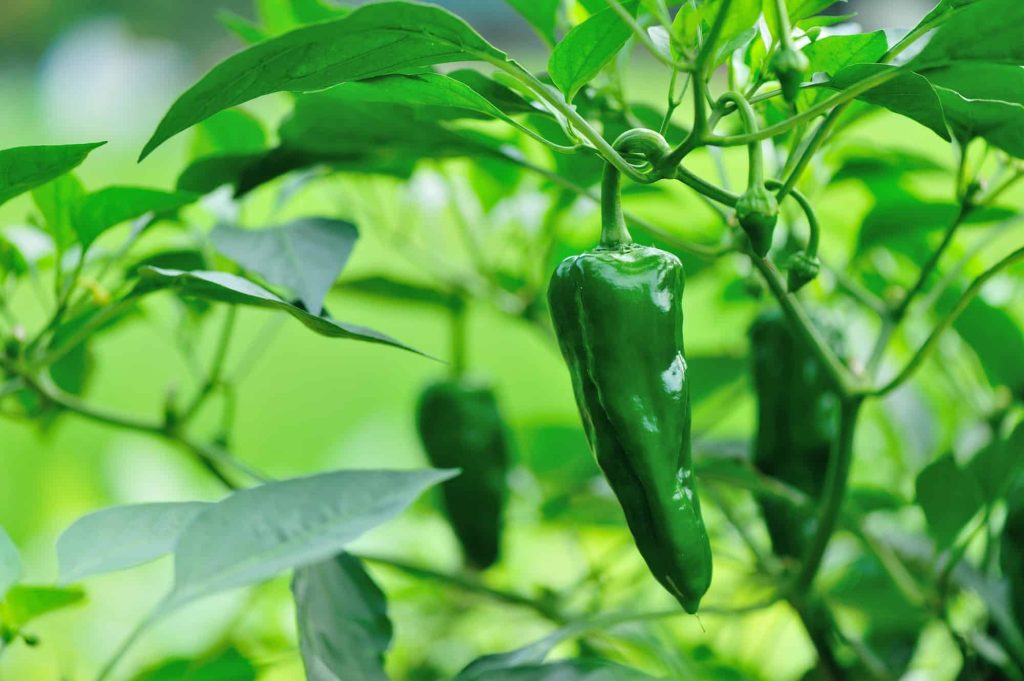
548, 162, 712, 612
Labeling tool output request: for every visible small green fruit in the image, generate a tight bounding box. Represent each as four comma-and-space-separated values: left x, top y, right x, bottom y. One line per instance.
735, 186, 780, 257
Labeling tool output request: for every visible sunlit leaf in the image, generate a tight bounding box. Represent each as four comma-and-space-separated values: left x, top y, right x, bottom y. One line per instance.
129, 647, 256, 681
549, 2, 637, 101
0, 142, 104, 209
2, 585, 85, 628
74, 187, 199, 248
0, 526, 21, 600
505, 0, 560, 45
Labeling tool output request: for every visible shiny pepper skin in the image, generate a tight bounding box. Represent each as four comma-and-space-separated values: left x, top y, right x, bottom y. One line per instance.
735, 186, 779, 257
750, 310, 842, 559
772, 47, 809, 104
548, 244, 712, 612
416, 378, 510, 570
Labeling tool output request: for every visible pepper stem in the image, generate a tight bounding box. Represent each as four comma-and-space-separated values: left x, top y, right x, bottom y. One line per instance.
718, 92, 764, 190
600, 162, 632, 248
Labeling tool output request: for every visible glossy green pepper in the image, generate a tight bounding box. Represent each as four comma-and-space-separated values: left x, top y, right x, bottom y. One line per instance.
750, 309, 842, 559
547, 163, 712, 612
736, 185, 780, 258
772, 47, 809, 104
416, 377, 510, 570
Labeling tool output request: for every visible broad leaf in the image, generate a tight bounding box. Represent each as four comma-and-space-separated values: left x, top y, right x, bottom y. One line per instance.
141, 2, 509, 159
74, 187, 199, 248
915, 454, 984, 549
341, 275, 459, 310
189, 108, 268, 160
448, 69, 544, 116
803, 31, 886, 77
136, 267, 429, 357
703, 0, 762, 65
211, 218, 358, 315
923, 63, 1024, 158
57, 502, 210, 584
826, 64, 949, 141
293, 553, 392, 681
129, 647, 256, 681
506, 0, 560, 45
163, 468, 456, 609
0, 142, 104, 209
911, 0, 1024, 69
0, 526, 21, 600
968, 424, 1024, 504
32, 173, 86, 252
952, 297, 1024, 395
549, 2, 637, 101
1, 585, 85, 628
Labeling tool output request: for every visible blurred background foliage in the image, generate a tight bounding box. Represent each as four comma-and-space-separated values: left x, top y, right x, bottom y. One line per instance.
1, 0, 1021, 680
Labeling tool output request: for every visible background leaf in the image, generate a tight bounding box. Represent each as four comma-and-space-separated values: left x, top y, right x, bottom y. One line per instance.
1, 585, 85, 628
211, 218, 358, 315
0, 142, 104, 208
0, 526, 21, 600
128, 647, 256, 681
164, 468, 455, 609
505, 0, 560, 45
57, 502, 211, 584
293, 553, 392, 681
915, 454, 984, 549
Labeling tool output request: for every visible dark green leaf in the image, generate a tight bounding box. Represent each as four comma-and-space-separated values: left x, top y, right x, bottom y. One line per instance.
462, 659, 659, 681
74, 187, 199, 248
163, 468, 456, 610
211, 218, 358, 315
0, 142, 104, 209
827, 64, 949, 141
129, 647, 256, 681
2, 585, 85, 628
448, 69, 544, 116
828, 554, 928, 635
704, 0, 762, 64
0, 526, 20, 600
968, 426, 1024, 505
549, 2, 637, 101
912, 0, 1024, 69
57, 502, 211, 584
915, 454, 984, 549
136, 267, 429, 357
218, 10, 269, 45
32, 173, 86, 252
952, 297, 1024, 395
293, 553, 392, 681
340, 275, 459, 310
141, 2, 509, 159
0, 234, 27, 275
505, 0, 560, 45
924, 63, 1024, 158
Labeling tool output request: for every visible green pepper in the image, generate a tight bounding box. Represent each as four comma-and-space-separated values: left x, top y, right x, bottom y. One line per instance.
750, 309, 842, 559
416, 377, 510, 570
772, 47, 809, 104
547, 161, 712, 613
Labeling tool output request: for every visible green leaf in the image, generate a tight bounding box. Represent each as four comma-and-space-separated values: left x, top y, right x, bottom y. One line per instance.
912, 0, 1024, 69
803, 31, 886, 77
968, 425, 1024, 505
915, 454, 984, 549
704, 0, 762, 65
505, 0, 560, 45
0, 526, 21, 600
57, 502, 210, 584
549, 2, 637, 101
136, 267, 429, 357
189, 109, 267, 160
462, 659, 659, 681
0, 234, 28, 275
923, 63, 1024, 158
74, 187, 199, 249
2, 585, 85, 628
786, 0, 844, 22
129, 647, 256, 681
211, 218, 358, 315
952, 297, 1024, 395
32, 173, 86, 252
341, 275, 459, 310
140, 2, 509, 159
0, 142, 104, 209
448, 69, 544, 116
162, 468, 456, 610
293, 553, 392, 681
827, 64, 949, 141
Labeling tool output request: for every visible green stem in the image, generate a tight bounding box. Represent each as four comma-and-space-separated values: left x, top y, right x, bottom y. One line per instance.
674, 165, 739, 206
705, 67, 902, 147
795, 397, 862, 592
33, 297, 136, 370
179, 305, 237, 425
892, 202, 972, 322
600, 163, 632, 248
450, 298, 467, 378
772, 0, 796, 48
864, 245, 1024, 398
718, 92, 764, 188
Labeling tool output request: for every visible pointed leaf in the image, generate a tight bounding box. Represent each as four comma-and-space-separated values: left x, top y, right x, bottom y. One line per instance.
129, 647, 256, 681
2, 585, 85, 628
164, 468, 456, 609
506, 0, 560, 45
912, 0, 1024, 69
135, 267, 429, 357
74, 187, 199, 248
827, 64, 949, 141
549, 2, 637, 101
32, 173, 86, 251
211, 218, 358, 315
0, 526, 21, 600
141, 2, 508, 159
57, 502, 211, 584
293, 553, 392, 681
0, 142, 104, 209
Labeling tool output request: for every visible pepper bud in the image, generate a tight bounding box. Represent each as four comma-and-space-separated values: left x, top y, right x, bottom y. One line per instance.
786, 252, 821, 292
735, 186, 780, 257
772, 47, 809, 104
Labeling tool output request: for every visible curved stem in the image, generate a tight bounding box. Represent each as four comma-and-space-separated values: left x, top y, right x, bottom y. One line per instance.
705, 67, 903, 147
765, 180, 819, 254
718, 92, 764, 188
864, 245, 1024, 398
795, 397, 862, 592
674, 165, 739, 206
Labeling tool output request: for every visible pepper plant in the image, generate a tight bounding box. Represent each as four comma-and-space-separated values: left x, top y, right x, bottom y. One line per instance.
1, 0, 1024, 679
